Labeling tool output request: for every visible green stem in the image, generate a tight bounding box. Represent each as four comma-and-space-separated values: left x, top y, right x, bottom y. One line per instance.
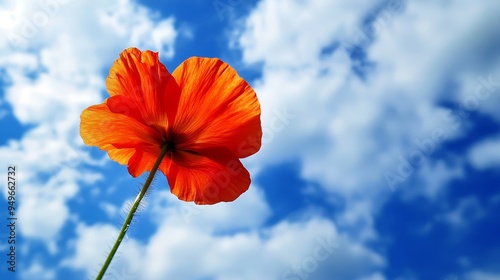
96, 145, 170, 280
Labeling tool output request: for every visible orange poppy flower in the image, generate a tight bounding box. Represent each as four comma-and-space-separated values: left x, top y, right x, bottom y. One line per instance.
80, 48, 262, 205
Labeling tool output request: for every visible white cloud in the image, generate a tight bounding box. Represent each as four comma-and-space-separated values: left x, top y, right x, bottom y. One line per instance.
20, 261, 56, 280
66, 217, 385, 280
464, 271, 500, 280
97, 0, 177, 58
62, 223, 119, 272
442, 196, 486, 228
51, 0, 500, 278
1, 126, 102, 244
468, 135, 500, 170
237, 0, 382, 67
234, 1, 500, 277
147, 185, 271, 231
100, 202, 120, 218
1, 0, 499, 279
237, 0, 500, 200
0, 0, 180, 252
401, 159, 465, 200
64, 183, 384, 279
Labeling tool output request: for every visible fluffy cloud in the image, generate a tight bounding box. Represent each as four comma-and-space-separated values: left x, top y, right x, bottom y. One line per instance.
237, 0, 382, 67
62, 223, 119, 272
468, 135, 500, 170
236, 0, 499, 200
147, 186, 271, 231
442, 196, 486, 228
0, 0, 179, 247
64, 186, 384, 279
66, 216, 385, 280
20, 261, 56, 280
464, 271, 500, 280
234, 1, 500, 277
2, 0, 499, 279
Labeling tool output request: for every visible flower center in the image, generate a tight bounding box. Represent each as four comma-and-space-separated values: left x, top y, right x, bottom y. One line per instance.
163, 140, 176, 152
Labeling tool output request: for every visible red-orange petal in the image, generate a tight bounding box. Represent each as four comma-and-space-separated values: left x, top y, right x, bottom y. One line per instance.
80, 103, 163, 165
162, 148, 251, 205
102, 144, 135, 165
171, 57, 262, 158
126, 143, 170, 177
106, 47, 180, 130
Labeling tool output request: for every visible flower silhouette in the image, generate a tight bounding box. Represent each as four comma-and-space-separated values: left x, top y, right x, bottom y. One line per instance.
80, 48, 262, 204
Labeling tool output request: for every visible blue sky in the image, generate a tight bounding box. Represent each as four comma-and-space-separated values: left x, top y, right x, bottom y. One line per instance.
0, 0, 499, 279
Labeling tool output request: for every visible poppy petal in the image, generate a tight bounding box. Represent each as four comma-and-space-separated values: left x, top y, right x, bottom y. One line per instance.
106, 95, 145, 124
163, 148, 251, 205
80, 103, 162, 152
126, 143, 172, 178
102, 144, 135, 165
106, 47, 181, 129
172, 57, 262, 158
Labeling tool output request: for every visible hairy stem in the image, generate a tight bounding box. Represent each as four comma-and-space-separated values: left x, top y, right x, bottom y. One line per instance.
96, 145, 170, 280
